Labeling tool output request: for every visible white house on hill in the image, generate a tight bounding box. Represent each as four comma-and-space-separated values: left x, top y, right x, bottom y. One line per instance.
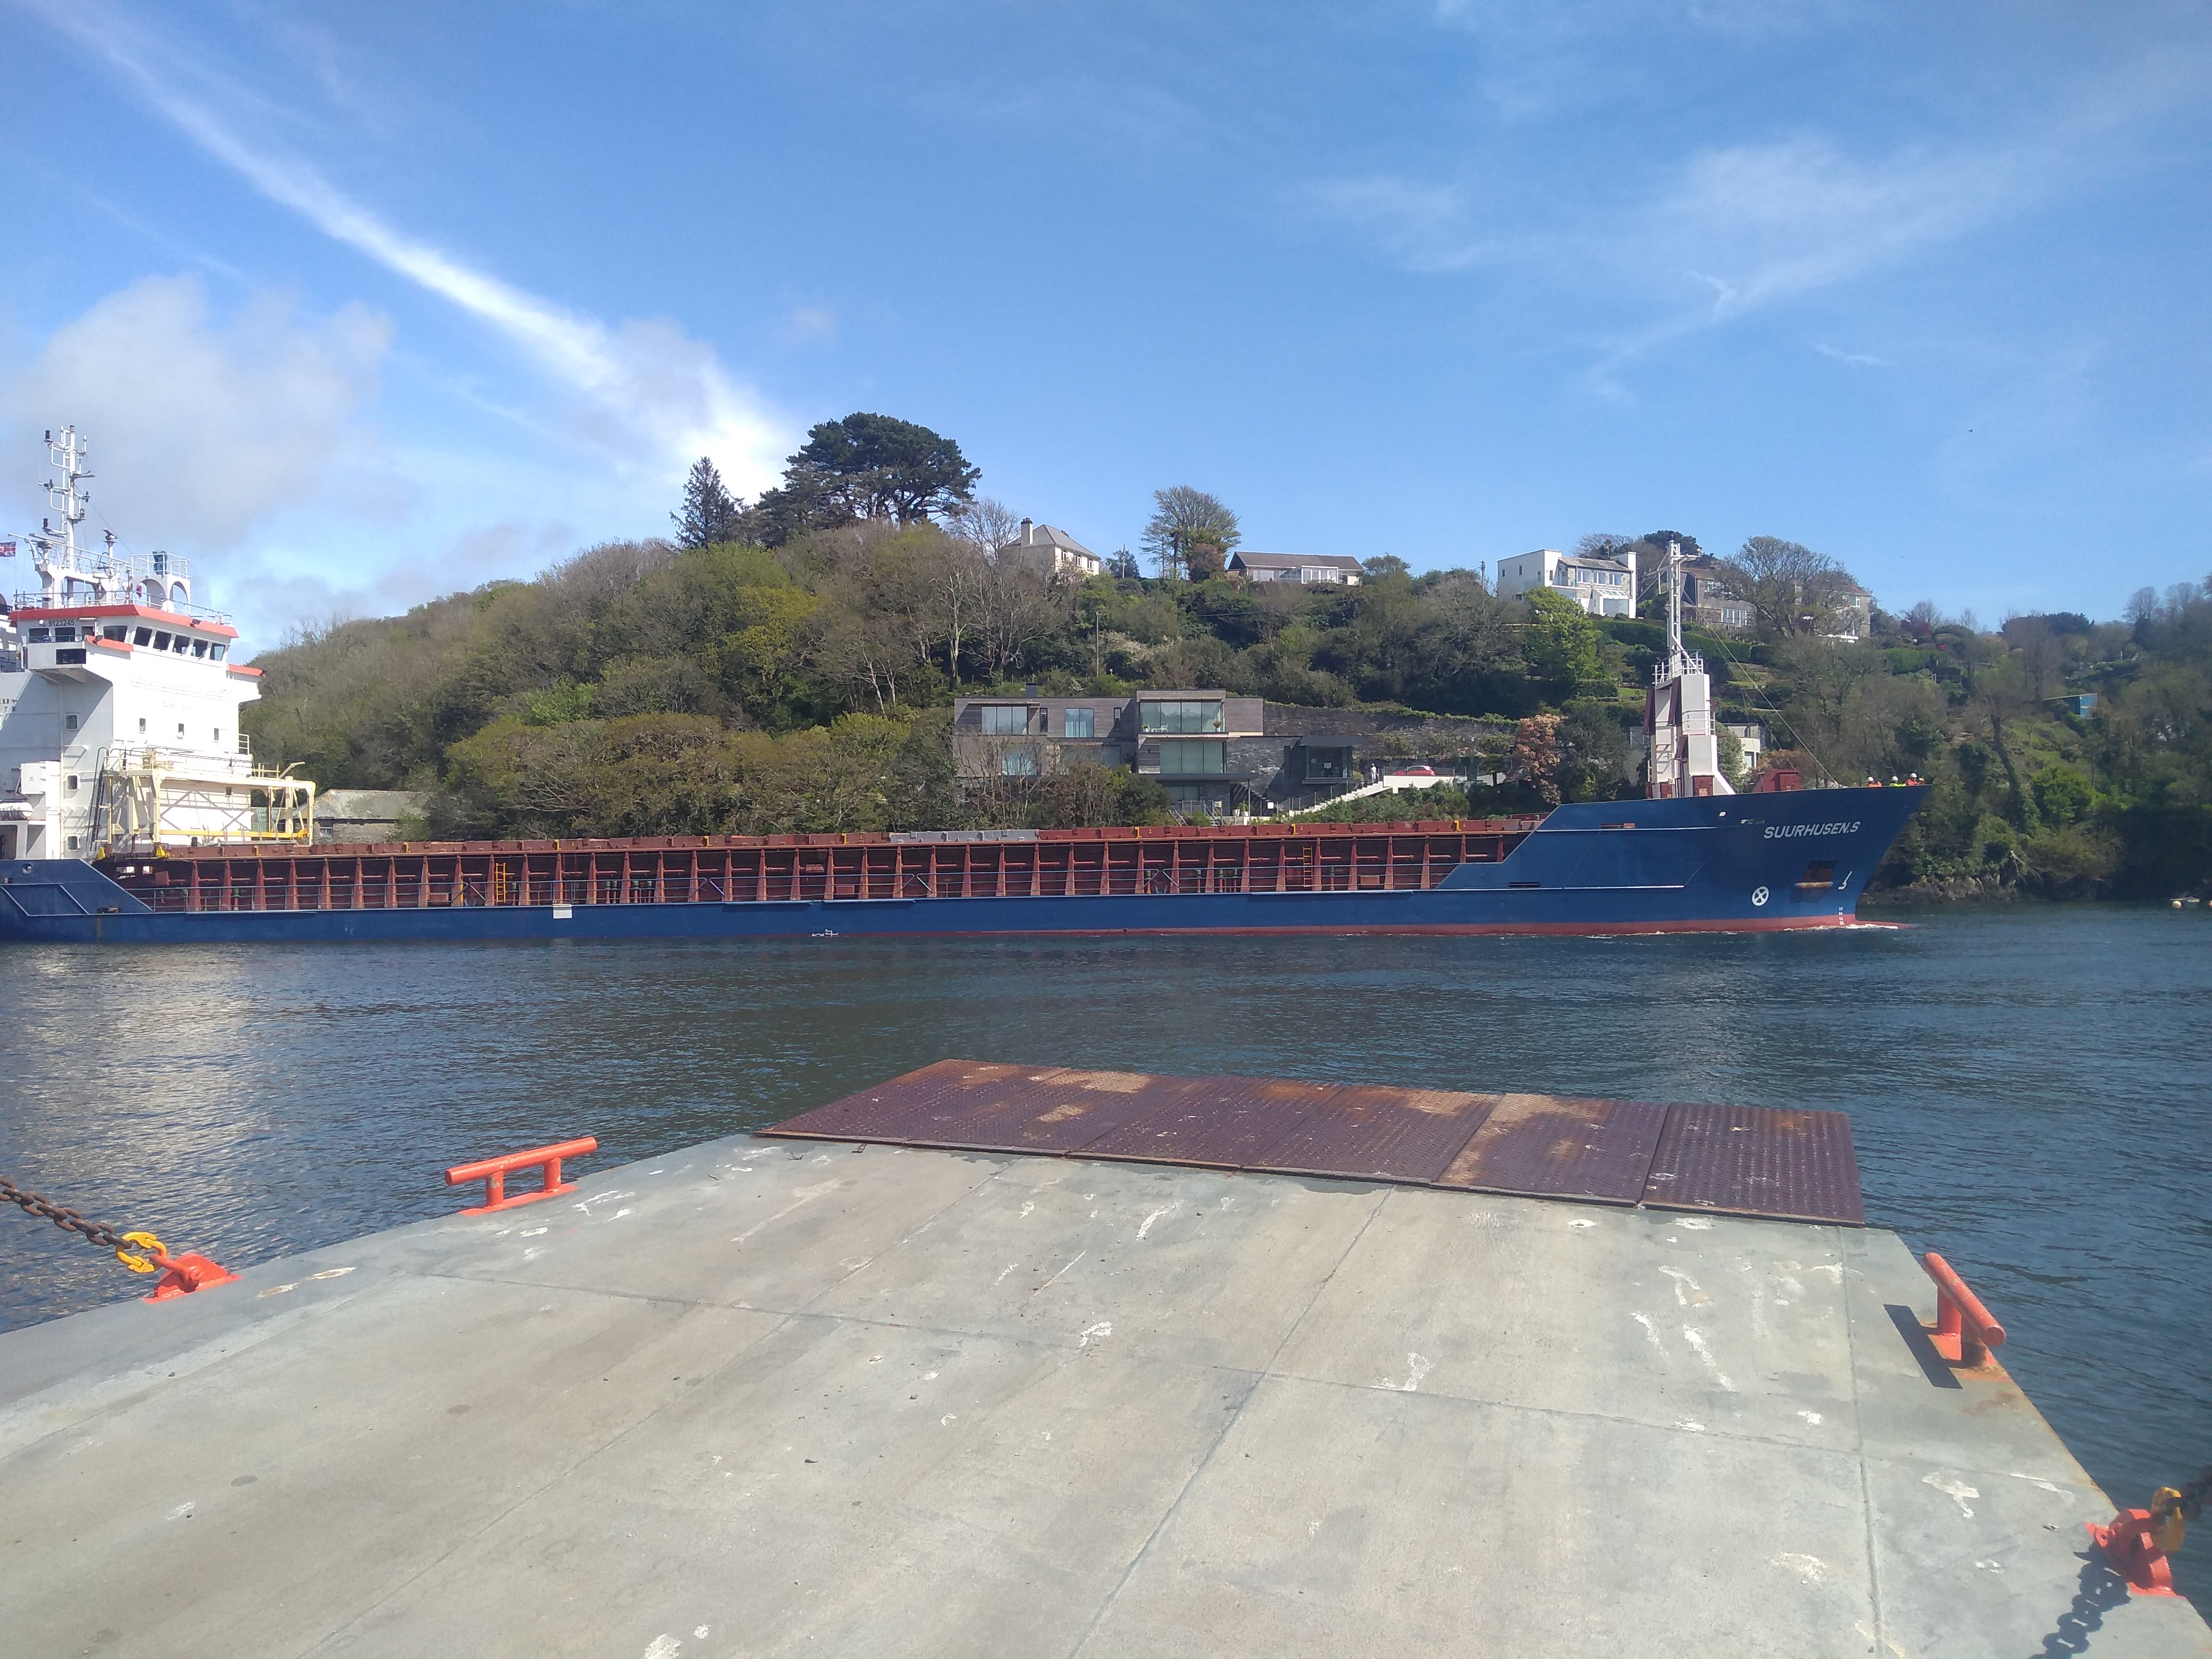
1002, 520, 1102, 580
1494, 547, 1638, 618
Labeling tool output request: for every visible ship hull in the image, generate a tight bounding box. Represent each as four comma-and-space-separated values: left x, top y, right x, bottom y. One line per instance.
0, 786, 1923, 945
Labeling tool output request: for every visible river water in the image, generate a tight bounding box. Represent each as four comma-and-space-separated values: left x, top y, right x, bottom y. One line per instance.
3, 907, 2208, 1610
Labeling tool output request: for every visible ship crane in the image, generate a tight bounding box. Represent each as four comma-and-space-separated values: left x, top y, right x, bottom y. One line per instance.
1645, 540, 1733, 799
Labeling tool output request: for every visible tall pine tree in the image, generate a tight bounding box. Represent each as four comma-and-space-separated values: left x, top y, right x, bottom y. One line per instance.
672, 456, 747, 548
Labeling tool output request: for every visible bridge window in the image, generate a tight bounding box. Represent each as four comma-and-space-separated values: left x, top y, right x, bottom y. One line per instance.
210, 644, 227, 660
102, 625, 126, 641
133, 627, 152, 646
27, 628, 51, 642
152, 632, 170, 650
66, 775, 78, 793
64, 714, 77, 730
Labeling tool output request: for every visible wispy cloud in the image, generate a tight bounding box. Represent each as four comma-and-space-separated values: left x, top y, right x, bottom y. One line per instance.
1648, 136, 2021, 318
1300, 175, 1493, 273
779, 305, 840, 348
39, 3, 787, 496
1814, 342, 1892, 367
1304, 125, 2065, 400
1308, 131, 2031, 309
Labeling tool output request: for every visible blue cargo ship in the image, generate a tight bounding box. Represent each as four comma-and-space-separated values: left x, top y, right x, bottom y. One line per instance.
0, 783, 1922, 944
4, 448, 1921, 945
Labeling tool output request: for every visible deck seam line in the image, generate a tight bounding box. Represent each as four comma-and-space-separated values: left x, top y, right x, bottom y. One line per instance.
399, 1267, 1275, 1363
1845, 1227, 1888, 1655
375, 1271, 1887, 1457
407, 1276, 1880, 1458
786, 1163, 1025, 1320
1241, 1366, 1875, 1456
1061, 1183, 1393, 1659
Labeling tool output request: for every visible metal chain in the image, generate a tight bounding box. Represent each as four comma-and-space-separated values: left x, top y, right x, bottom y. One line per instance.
2156, 1466, 2212, 1526
0, 1174, 135, 1251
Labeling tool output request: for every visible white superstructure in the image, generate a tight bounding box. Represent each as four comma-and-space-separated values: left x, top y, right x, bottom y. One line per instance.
0, 426, 311, 861
1645, 540, 1734, 799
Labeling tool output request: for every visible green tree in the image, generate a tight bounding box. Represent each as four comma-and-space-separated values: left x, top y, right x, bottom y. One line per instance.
1520, 587, 1604, 690
1142, 486, 1240, 581
671, 456, 748, 549
1715, 537, 1861, 638
753, 413, 980, 542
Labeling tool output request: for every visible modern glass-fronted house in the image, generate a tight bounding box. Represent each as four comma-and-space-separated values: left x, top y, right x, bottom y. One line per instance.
951, 691, 1519, 816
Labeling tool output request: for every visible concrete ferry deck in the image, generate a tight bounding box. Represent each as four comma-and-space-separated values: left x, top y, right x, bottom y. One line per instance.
2, 1076, 2206, 1656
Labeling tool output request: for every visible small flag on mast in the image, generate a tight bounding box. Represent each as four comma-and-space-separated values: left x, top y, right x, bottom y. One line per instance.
0, 539, 15, 557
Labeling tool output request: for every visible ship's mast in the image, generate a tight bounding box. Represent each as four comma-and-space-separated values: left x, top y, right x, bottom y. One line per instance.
19, 426, 193, 611
1646, 538, 1731, 799
33, 425, 98, 605
1664, 539, 1696, 679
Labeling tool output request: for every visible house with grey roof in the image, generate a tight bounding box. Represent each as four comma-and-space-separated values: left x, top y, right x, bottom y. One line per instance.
1225, 551, 1364, 587
1001, 520, 1102, 580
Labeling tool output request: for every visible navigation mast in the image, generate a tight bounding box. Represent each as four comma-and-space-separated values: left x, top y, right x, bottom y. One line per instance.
1645, 539, 1733, 799
35, 425, 98, 605
20, 426, 191, 611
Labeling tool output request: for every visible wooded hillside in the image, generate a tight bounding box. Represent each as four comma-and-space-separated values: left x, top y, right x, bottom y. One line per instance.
237, 422, 2212, 898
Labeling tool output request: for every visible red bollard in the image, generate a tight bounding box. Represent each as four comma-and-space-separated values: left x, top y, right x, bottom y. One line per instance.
1921, 1252, 2006, 1368
2086, 1510, 2179, 1597
445, 1137, 598, 1214
143, 1250, 240, 1302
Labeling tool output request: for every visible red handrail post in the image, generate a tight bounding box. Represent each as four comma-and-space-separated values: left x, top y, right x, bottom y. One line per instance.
1921, 1252, 2007, 1367
445, 1137, 598, 1215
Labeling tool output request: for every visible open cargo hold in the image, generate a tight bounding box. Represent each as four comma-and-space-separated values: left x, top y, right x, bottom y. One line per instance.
101, 820, 1541, 914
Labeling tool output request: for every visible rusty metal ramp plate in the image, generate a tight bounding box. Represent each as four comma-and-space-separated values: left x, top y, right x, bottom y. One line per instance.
1642, 1103, 1864, 1226
1434, 1093, 1668, 1205
1073, 1074, 1340, 1170
758, 1059, 1034, 1143
908, 1067, 1203, 1155
1249, 1085, 1499, 1185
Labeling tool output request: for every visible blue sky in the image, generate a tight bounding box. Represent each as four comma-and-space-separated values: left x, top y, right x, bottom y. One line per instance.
3, 2, 2209, 650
